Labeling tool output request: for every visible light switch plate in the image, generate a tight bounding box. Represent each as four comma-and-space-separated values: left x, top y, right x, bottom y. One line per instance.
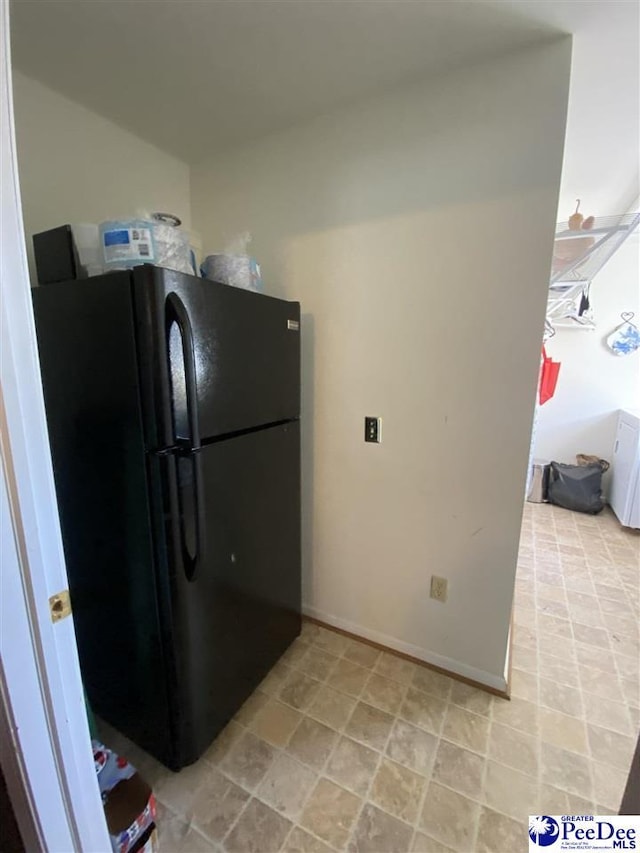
365, 416, 382, 443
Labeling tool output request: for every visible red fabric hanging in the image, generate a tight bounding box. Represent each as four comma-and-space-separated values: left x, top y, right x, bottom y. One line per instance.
539, 346, 561, 405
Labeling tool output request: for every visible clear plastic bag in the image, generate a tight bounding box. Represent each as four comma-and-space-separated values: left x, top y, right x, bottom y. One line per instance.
201, 231, 263, 292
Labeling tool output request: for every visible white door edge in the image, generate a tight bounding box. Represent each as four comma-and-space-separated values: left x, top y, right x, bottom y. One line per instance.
0, 2, 110, 849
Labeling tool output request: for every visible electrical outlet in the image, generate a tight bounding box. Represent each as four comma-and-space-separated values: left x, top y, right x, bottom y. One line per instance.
365, 416, 382, 443
430, 575, 448, 603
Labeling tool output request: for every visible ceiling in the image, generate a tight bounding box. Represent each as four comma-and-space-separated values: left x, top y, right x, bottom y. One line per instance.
9, 0, 640, 210
10, 0, 558, 163
495, 0, 640, 214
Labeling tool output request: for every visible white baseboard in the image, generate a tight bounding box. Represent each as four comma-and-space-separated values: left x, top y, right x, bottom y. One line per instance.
302, 604, 508, 694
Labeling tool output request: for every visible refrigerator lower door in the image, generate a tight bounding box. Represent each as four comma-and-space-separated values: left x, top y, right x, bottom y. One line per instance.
159, 420, 301, 768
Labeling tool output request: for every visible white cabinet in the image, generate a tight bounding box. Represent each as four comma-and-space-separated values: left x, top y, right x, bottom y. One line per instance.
610, 410, 640, 529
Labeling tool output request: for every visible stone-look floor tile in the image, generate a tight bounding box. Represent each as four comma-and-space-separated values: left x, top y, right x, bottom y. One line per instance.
592, 762, 628, 811
260, 662, 292, 697
594, 582, 628, 603
539, 707, 588, 755
325, 736, 380, 796
449, 682, 494, 717
596, 805, 620, 815
386, 719, 438, 776
510, 668, 538, 702
300, 778, 361, 849
419, 782, 480, 852
224, 797, 292, 853
191, 766, 250, 842
512, 644, 538, 675
587, 724, 636, 772
575, 643, 616, 673
301, 620, 321, 642
537, 653, 580, 688
513, 607, 538, 631
250, 699, 302, 747
361, 672, 405, 715
538, 784, 594, 816
154, 757, 218, 818
537, 597, 569, 619
514, 624, 538, 651
301, 646, 340, 682
178, 826, 218, 852
218, 731, 276, 791
582, 693, 632, 735
345, 702, 395, 751
541, 742, 593, 800
287, 717, 338, 771
515, 591, 535, 611
539, 678, 583, 718
327, 659, 370, 698
411, 831, 455, 853
538, 633, 576, 661
476, 807, 525, 853
536, 582, 566, 602
536, 568, 563, 586
204, 720, 244, 766
279, 671, 322, 711
348, 803, 413, 853
564, 576, 596, 595
612, 633, 640, 660
615, 653, 640, 682
603, 613, 639, 639
307, 685, 357, 731
482, 760, 539, 821
235, 690, 270, 726
433, 740, 484, 800
620, 678, 640, 709
488, 721, 538, 776
343, 638, 381, 669
312, 626, 349, 656
256, 753, 317, 820
281, 638, 312, 668
282, 827, 334, 853
442, 704, 490, 754
154, 801, 190, 851
412, 667, 454, 701
370, 758, 425, 824
399, 687, 447, 735
569, 604, 605, 629
374, 651, 417, 685
492, 696, 539, 735
579, 664, 624, 703
572, 622, 610, 650
599, 596, 634, 616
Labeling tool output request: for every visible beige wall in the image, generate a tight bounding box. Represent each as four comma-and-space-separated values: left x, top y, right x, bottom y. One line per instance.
192, 40, 572, 688
12, 71, 191, 280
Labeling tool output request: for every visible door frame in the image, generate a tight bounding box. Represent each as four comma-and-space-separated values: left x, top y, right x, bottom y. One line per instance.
0, 2, 110, 848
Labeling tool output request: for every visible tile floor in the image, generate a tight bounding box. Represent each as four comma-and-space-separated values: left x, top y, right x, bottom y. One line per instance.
100, 503, 639, 853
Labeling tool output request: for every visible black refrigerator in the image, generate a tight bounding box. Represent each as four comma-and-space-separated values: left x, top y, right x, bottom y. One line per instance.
32, 265, 301, 770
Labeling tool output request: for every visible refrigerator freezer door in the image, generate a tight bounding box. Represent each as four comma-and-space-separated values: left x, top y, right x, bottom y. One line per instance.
156, 421, 301, 768
133, 267, 301, 449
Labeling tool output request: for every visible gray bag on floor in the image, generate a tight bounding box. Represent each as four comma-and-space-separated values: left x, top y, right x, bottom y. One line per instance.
547, 461, 605, 514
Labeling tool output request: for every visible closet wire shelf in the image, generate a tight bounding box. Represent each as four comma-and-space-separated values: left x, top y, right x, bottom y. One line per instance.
547, 211, 640, 332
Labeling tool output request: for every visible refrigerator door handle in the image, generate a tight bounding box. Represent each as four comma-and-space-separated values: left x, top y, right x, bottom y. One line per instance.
166, 292, 205, 581
165, 291, 201, 450
176, 449, 206, 582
